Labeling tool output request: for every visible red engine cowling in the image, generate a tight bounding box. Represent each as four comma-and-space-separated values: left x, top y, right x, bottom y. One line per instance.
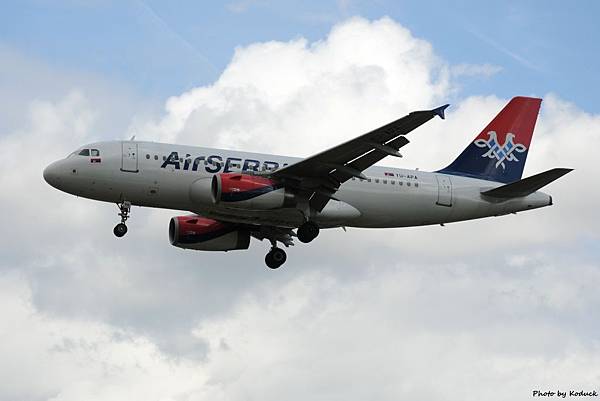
169, 215, 250, 251
210, 173, 295, 209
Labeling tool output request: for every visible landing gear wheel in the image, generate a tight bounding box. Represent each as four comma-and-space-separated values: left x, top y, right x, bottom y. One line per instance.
114, 201, 131, 238
113, 223, 128, 237
297, 221, 319, 243
265, 247, 287, 269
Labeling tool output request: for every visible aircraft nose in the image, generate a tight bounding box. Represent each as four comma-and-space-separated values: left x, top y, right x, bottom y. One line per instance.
43, 161, 61, 187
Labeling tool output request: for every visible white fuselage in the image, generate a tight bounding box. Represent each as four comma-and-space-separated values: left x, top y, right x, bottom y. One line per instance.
43, 140, 552, 229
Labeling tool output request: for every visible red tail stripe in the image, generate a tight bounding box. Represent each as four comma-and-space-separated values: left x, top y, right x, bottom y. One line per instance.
474, 96, 541, 148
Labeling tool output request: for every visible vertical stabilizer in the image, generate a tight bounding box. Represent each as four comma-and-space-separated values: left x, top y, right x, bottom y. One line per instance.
438, 96, 542, 183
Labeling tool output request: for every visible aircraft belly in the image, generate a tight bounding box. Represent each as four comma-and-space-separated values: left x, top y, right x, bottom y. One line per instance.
191, 206, 306, 228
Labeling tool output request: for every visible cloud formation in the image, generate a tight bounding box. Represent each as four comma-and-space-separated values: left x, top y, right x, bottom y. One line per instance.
3, 257, 599, 401
0, 16, 598, 401
143, 17, 449, 154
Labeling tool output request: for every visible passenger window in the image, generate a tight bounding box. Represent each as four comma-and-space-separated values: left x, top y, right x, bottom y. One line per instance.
374, 179, 379, 184
146, 154, 150, 159
367, 178, 372, 183
399, 181, 403, 186
163, 156, 166, 161
391, 180, 395, 185
415, 183, 419, 188
154, 155, 158, 160
383, 179, 387, 184
78, 149, 90, 156
407, 182, 411, 187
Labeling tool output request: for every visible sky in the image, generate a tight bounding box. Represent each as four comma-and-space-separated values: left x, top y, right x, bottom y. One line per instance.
1, 2, 599, 401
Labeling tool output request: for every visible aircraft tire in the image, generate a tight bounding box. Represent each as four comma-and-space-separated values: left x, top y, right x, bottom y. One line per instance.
297, 221, 319, 243
265, 248, 286, 269
113, 223, 128, 238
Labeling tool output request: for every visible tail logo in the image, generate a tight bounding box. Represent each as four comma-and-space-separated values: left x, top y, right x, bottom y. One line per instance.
474, 131, 527, 170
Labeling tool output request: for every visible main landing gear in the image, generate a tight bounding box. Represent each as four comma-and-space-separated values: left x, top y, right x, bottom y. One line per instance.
265, 246, 287, 269
259, 221, 319, 269
253, 227, 294, 270
113, 201, 131, 238
297, 221, 319, 243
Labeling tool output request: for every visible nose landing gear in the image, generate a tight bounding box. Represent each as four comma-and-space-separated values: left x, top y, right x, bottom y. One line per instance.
113, 223, 127, 237
113, 201, 131, 238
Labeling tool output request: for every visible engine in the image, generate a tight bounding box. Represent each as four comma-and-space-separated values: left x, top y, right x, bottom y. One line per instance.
169, 215, 250, 251
190, 173, 295, 210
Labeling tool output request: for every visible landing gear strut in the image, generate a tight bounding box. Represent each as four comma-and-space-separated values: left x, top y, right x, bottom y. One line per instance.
297, 221, 319, 243
265, 246, 287, 269
113, 201, 131, 238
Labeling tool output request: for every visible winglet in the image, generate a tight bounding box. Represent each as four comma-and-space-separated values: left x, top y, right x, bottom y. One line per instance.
433, 104, 450, 120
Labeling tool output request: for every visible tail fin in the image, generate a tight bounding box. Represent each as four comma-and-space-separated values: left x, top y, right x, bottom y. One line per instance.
438, 96, 542, 183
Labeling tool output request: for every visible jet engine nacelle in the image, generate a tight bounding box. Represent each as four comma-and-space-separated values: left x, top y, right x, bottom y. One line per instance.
169, 215, 250, 251
210, 173, 295, 209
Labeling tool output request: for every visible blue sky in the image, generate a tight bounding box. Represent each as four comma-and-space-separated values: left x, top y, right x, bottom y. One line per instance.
2, 0, 599, 111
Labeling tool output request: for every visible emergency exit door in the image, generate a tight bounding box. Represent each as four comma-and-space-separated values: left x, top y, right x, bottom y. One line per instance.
121, 142, 139, 173
435, 174, 452, 207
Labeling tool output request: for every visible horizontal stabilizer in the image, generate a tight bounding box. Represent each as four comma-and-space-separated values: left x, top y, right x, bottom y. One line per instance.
481, 168, 573, 198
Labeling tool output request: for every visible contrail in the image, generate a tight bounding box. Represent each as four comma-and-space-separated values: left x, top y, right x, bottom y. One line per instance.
466, 27, 543, 73
136, 0, 220, 76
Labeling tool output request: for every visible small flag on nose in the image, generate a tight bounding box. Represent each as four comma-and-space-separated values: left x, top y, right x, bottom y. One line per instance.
91, 158, 101, 163
384, 172, 394, 177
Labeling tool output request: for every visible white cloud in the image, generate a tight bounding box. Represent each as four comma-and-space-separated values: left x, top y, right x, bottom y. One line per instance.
0, 273, 209, 401
0, 16, 599, 401
451, 62, 503, 78
3, 258, 599, 401
191, 262, 600, 401
143, 17, 449, 155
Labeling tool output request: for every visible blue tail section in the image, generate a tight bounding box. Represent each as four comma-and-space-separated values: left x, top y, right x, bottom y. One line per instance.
438, 96, 542, 183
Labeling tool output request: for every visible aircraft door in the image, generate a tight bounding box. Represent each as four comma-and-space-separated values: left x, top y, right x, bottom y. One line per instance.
435, 174, 452, 207
121, 142, 139, 173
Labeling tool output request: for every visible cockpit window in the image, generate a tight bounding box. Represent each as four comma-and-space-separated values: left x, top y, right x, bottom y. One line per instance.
78, 149, 90, 156
91, 149, 100, 156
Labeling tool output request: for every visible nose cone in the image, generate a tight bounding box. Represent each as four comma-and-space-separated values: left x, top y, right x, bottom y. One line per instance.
43, 161, 62, 188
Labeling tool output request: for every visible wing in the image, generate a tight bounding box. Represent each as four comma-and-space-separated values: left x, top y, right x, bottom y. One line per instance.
271, 104, 450, 211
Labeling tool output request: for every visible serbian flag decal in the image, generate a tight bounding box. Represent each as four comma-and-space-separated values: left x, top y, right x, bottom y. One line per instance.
91, 158, 101, 163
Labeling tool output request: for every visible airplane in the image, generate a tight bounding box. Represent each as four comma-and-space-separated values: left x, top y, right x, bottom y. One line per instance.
43, 96, 571, 269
